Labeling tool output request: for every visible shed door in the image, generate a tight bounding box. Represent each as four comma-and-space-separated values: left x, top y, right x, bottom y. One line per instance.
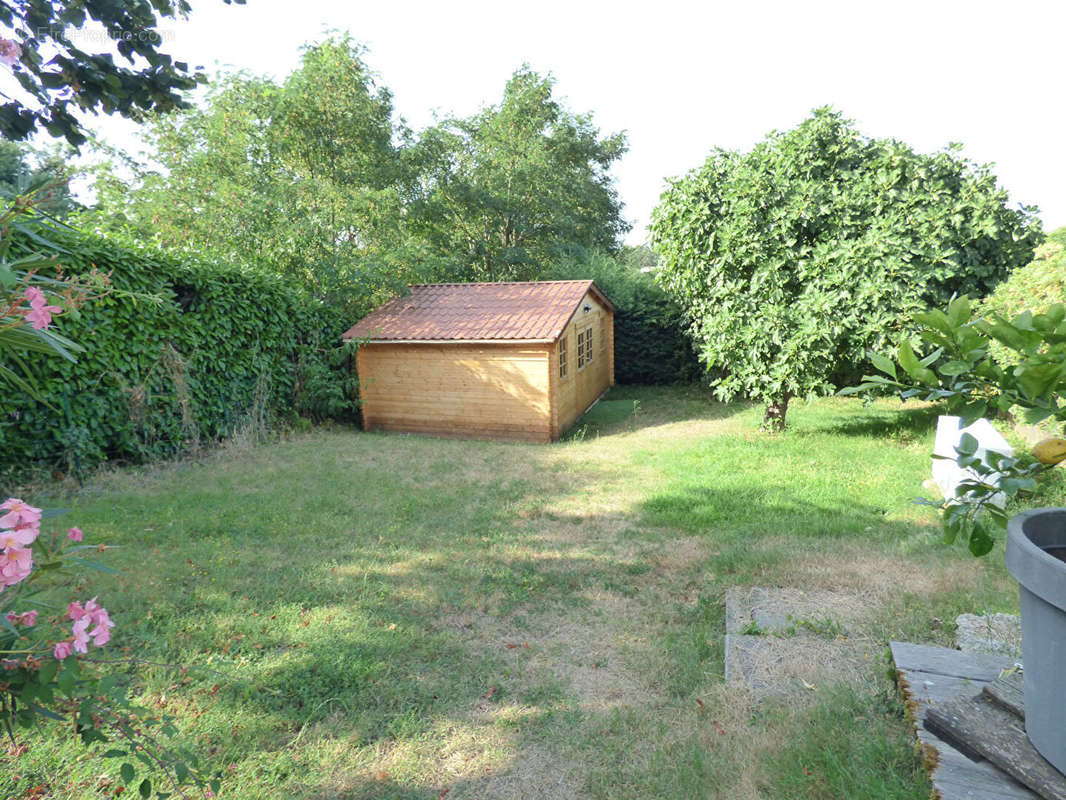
575, 319, 599, 412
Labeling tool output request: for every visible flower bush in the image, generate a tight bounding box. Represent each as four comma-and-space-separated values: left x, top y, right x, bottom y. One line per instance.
1, 194, 219, 797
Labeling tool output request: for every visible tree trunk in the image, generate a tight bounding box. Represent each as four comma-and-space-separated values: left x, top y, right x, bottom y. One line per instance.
763, 393, 791, 432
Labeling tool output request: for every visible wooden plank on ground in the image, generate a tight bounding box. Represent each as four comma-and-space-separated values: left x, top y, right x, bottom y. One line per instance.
890, 641, 1040, 800
891, 641, 1013, 680
983, 672, 1025, 719
925, 692, 1066, 800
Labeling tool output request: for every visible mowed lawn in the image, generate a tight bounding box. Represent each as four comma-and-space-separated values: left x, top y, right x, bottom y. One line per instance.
8, 386, 1053, 800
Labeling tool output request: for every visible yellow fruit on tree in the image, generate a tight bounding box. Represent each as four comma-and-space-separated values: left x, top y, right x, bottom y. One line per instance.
1033, 437, 1066, 466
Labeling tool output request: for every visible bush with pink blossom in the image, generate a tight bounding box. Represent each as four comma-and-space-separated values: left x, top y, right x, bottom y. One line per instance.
0, 195, 220, 797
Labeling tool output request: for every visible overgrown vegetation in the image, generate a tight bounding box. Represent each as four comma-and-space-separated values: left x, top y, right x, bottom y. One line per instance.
651, 107, 1042, 429
0, 223, 354, 476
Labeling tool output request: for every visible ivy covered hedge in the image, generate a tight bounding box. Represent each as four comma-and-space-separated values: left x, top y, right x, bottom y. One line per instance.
545, 252, 700, 384
0, 225, 354, 475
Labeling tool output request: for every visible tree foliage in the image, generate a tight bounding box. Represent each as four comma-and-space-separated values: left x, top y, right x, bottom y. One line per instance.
87, 52, 630, 308
0, 140, 77, 217
651, 108, 1041, 429
412, 67, 629, 281
86, 36, 429, 316
0, 0, 244, 146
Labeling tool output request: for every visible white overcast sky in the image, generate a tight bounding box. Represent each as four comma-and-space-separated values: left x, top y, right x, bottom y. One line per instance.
76, 0, 1066, 244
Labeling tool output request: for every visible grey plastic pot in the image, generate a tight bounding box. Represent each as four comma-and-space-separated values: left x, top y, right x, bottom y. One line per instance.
1006, 507, 1066, 775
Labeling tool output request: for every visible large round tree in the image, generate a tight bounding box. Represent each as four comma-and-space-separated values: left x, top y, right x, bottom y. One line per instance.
651, 108, 1041, 429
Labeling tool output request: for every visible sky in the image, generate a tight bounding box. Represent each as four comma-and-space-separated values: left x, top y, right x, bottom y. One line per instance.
66, 0, 1066, 243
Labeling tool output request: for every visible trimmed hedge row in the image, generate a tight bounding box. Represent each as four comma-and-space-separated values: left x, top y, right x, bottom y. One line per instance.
1, 225, 352, 475
545, 252, 701, 384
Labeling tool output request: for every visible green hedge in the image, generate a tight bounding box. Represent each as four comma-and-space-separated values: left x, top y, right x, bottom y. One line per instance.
545, 252, 700, 384
0, 225, 353, 475
981, 227, 1066, 366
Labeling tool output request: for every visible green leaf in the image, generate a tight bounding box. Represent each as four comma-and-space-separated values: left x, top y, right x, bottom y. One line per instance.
956, 432, 979, 456
968, 522, 995, 557
947, 296, 971, 327
138, 778, 152, 798
869, 351, 896, 379
67, 557, 121, 574
939, 360, 971, 376
121, 763, 136, 784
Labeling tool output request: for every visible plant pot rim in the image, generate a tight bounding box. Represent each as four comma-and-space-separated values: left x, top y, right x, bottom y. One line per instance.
1006, 507, 1066, 611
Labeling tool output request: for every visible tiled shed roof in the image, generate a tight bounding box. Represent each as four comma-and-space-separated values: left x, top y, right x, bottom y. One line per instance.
342, 281, 612, 342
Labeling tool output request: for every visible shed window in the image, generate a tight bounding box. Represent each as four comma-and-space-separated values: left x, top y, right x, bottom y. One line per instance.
585, 328, 593, 365
577, 330, 585, 369
559, 336, 568, 379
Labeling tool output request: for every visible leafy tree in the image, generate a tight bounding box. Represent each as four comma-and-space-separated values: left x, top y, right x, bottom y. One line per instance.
412, 67, 629, 281
86, 36, 428, 314
0, 140, 77, 217
0, 0, 244, 146
651, 108, 1041, 430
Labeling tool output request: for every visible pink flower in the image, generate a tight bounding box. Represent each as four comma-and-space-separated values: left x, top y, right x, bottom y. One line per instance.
72, 617, 91, 654
0, 38, 21, 67
68, 598, 113, 646
21, 288, 62, 329
53, 640, 73, 660
0, 499, 42, 529
5, 609, 38, 626
89, 603, 110, 626
24, 302, 62, 330
0, 546, 32, 587
89, 618, 113, 646
0, 524, 38, 550
66, 527, 83, 542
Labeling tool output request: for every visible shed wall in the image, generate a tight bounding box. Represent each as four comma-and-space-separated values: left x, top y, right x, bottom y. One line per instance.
550, 293, 615, 438
357, 343, 552, 442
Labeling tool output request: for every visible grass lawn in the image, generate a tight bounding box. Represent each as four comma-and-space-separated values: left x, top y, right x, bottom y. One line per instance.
6, 386, 1059, 799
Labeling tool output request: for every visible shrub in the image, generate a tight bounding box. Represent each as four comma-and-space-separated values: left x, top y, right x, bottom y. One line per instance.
651, 108, 1041, 429
544, 252, 700, 384
981, 227, 1066, 365
0, 224, 355, 475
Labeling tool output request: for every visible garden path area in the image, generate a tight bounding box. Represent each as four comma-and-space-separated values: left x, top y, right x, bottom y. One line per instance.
11, 386, 1042, 800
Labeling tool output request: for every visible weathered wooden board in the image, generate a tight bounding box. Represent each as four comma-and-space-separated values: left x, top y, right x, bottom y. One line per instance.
925, 692, 1066, 800
983, 672, 1025, 719
927, 731, 1042, 800
891, 641, 1014, 680
890, 641, 1040, 800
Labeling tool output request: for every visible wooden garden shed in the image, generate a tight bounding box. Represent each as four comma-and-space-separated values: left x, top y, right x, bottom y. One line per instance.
342, 281, 614, 442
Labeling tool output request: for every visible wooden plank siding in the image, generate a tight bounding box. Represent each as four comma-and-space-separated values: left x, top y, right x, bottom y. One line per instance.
551, 293, 615, 437
357, 343, 553, 442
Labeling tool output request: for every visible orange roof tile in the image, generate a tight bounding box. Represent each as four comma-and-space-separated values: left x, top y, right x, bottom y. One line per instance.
342, 281, 612, 342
